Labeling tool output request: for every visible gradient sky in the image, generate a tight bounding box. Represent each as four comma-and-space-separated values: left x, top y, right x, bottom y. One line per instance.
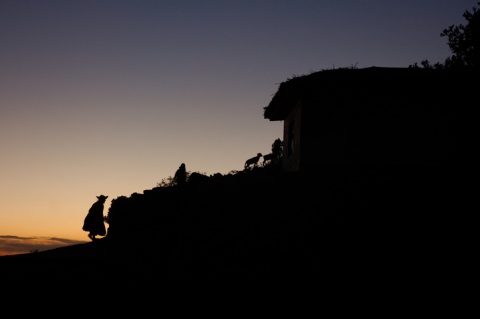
0, 0, 474, 255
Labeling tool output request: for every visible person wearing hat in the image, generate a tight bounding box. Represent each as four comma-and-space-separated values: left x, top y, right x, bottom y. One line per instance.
82, 195, 108, 240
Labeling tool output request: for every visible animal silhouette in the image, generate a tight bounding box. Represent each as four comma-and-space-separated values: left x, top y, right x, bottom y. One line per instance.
262, 153, 274, 166
245, 153, 262, 169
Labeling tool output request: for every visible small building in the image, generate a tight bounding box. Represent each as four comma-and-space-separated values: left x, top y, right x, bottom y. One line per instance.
263, 66, 470, 173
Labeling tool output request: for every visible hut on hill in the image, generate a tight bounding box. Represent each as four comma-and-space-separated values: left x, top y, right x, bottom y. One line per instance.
263, 66, 471, 173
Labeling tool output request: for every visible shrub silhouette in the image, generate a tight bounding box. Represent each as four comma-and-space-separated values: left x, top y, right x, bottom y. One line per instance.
410, 1, 480, 68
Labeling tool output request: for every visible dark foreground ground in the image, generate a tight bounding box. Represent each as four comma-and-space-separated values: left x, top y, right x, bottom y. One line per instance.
0, 166, 454, 289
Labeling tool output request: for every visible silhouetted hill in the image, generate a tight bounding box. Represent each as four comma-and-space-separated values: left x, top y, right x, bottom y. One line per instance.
0, 164, 453, 286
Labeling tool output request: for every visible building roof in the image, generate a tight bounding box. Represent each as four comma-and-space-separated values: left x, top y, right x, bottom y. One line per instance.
263, 66, 474, 121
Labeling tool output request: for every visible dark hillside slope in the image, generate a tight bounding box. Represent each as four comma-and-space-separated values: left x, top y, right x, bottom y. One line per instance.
0, 164, 453, 285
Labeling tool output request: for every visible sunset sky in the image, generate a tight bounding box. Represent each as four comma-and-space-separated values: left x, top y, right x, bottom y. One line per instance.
0, 0, 474, 255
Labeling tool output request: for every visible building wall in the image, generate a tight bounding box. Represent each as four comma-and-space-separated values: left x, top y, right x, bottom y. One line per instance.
268, 67, 472, 173
282, 100, 302, 172
282, 84, 454, 172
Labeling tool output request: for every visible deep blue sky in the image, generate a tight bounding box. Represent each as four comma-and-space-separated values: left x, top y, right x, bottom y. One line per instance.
0, 0, 475, 253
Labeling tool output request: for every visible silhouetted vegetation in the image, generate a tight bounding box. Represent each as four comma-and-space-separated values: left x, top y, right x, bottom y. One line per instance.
410, 2, 480, 68
2, 3, 475, 283
2, 154, 452, 286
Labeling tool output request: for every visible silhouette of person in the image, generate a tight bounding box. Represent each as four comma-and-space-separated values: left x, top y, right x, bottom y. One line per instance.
173, 163, 187, 187
82, 195, 108, 241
